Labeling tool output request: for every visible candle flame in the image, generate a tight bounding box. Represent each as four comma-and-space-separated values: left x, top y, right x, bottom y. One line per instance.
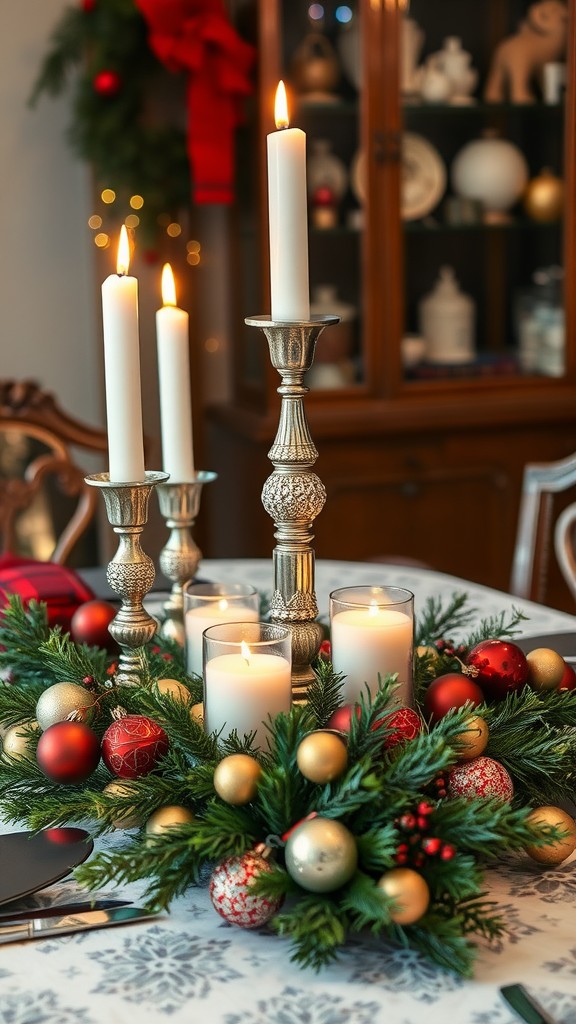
274, 80, 289, 129
161, 263, 177, 307
241, 640, 251, 666
116, 225, 131, 276
218, 599, 228, 612
368, 601, 380, 618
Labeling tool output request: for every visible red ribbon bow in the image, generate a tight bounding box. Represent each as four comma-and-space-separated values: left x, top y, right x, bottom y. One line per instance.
135, 0, 255, 204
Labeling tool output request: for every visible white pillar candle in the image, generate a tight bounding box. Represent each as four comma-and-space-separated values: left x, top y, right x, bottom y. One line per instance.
185, 601, 259, 677
267, 80, 310, 321
204, 647, 292, 749
156, 263, 195, 482
331, 606, 413, 705
101, 226, 146, 483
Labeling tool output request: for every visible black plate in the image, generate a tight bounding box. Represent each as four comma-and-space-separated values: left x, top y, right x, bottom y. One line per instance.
515, 631, 576, 659
0, 828, 93, 907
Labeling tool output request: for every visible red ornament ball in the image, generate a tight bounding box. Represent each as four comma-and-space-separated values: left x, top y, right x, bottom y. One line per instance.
70, 600, 117, 652
423, 672, 484, 723
466, 639, 528, 700
313, 184, 336, 207
210, 849, 284, 928
559, 662, 576, 691
82, 0, 96, 10
37, 721, 101, 784
378, 707, 422, 749
447, 755, 514, 802
101, 715, 169, 779
326, 703, 361, 734
93, 69, 122, 97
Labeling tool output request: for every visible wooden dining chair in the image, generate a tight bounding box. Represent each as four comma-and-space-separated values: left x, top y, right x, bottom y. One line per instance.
0, 379, 108, 565
509, 451, 576, 604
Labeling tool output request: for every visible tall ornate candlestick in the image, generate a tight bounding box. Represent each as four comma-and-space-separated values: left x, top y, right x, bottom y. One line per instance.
85, 471, 168, 686
156, 471, 218, 644
245, 314, 339, 702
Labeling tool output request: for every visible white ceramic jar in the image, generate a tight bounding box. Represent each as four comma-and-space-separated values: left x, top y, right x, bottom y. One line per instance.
418, 267, 475, 364
451, 132, 529, 221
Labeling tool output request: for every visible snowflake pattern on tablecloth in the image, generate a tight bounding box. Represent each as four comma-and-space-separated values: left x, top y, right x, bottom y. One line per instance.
0, 989, 94, 1024
223, 985, 383, 1024
543, 946, 576, 979
502, 862, 576, 903
341, 939, 464, 999
88, 926, 242, 1010
479, 902, 544, 953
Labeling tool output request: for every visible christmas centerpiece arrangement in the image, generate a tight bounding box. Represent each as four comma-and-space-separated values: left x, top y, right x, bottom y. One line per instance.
0, 591, 575, 974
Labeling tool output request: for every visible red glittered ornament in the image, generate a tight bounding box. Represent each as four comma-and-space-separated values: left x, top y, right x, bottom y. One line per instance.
93, 69, 122, 98
37, 721, 101, 784
70, 599, 118, 652
466, 639, 528, 700
447, 755, 514, 802
101, 715, 169, 779
378, 707, 422, 749
210, 848, 283, 928
326, 704, 361, 734
558, 662, 576, 691
423, 672, 484, 723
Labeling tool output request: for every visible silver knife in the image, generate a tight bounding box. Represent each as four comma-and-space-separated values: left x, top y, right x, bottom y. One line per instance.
500, 984, 558, 1024
0, 906, 159, 943
0, 899, 132, 922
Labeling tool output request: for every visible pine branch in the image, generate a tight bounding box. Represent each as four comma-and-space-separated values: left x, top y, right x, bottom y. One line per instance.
415, 593, 476, 645
464, 607, 529, 648
271, 896, 348, 971
38, 632, 110, 686
305, 659, 345, 727
0, 597, 52, 684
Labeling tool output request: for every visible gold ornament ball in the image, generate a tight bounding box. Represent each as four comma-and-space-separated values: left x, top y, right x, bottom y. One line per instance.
213, 753, 262, 805
454, 715, 490, 761
190, 702, 204, 724
36, 682, 96, 731
102, 780, 143, 830
156, 678, 191, 703
296, 731, 348, 784
524, 169, 563, 222
377, 867, 431, 925
525, 805, 576, 865
284, 816, 358, 893
146, 805, 195, 836
526, 648, 566, 692
2, 720, 40, 760
416, 644, 440, 665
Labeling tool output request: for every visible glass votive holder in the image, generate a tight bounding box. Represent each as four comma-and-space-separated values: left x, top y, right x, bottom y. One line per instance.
203, 621, 292, 750
184, 581, 260, 678
329, 586, 414, 706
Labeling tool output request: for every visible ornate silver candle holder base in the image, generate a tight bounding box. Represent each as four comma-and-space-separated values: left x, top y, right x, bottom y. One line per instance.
156, 471, 218, 645
85, 471, 169, 686
245, 314, 339, 702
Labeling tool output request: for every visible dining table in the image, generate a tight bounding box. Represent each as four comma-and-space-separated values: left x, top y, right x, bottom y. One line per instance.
2, 557, 576, 1024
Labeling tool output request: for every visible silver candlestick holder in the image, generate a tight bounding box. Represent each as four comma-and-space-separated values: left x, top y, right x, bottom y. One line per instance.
156, 471, 218, 645
245, 314, 339, 702
85, 471, 169, 686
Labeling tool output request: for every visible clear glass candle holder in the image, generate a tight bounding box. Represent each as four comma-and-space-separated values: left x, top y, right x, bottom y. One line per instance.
329, 586, 414, 707
203, 621, 292, 750
184, 581, 260, 678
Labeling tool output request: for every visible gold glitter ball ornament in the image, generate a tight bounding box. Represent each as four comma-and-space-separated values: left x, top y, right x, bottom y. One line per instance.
155, 678, 191, 703
526, 648, 566, 692
523, 169, 563, 223
213, 753, 262, 805
36, 682, 96, 730
284, 816, 358, 892
377, 867, 431, 925
102, 780, 143, 830
453, 715, 489, 761
525, 805, 576, 865
296, 730, 348, 784
146, 805, 195, 835
190, 702, 204, 724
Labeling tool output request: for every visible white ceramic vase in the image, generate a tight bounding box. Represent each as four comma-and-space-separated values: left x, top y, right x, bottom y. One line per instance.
451, 133, 529, 222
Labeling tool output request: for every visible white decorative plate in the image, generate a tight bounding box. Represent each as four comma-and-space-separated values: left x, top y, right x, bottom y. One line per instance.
351, 133, 446, 220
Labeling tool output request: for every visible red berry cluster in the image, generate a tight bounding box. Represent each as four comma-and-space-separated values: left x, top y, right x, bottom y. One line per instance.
434, 638, 468, 659
394, 801, 456, 867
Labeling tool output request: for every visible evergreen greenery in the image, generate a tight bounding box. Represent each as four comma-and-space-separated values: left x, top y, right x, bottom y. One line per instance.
0, 593, 574, 973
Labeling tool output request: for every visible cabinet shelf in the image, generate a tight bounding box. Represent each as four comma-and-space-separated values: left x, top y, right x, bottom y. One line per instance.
403, 101, 564, 116
405, 219, 561, 234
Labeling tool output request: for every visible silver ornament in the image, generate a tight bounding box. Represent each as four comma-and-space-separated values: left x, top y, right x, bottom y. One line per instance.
36, 682, 96, 731
284, 816, 358, 893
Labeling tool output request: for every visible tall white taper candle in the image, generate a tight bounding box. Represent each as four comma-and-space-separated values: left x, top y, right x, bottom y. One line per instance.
156, 263, 195, 482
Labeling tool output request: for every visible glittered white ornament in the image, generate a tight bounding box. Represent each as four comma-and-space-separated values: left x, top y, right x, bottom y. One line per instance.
209, 848, 283, 928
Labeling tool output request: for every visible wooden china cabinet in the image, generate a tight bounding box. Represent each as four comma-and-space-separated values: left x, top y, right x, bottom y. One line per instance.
205, 0, 576, 612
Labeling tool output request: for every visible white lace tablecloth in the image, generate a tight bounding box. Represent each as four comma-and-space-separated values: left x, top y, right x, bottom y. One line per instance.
2, 560, 576, 1024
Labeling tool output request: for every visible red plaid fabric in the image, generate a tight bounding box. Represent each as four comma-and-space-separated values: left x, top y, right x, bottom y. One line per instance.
0, 556, 94, 630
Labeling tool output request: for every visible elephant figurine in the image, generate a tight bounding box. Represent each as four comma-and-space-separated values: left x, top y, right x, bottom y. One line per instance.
484, 0, 568, 103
